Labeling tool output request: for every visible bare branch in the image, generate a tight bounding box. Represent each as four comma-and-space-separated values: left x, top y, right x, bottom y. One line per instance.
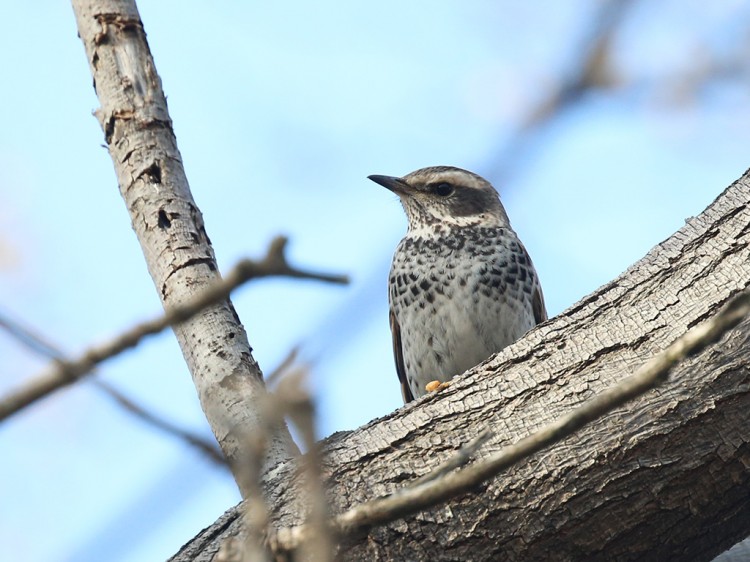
248, 236, 349, 285
232, 420, 274, 562
264, 346, 301, 387
0, 309, 227, 465
487, 0, 635, 184
0, 309, 64, 360
271, 289, 750, 552
408, 428, 493, 488
217, 369, 336, 561
94, 379, 226, 466
222, 370, 322, 562
277, 371, 334, 562
0, 236, 348, 422
523, 0, 632, 127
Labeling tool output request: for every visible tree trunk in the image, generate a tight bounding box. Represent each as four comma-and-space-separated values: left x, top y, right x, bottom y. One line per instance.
172, 175, 750, 561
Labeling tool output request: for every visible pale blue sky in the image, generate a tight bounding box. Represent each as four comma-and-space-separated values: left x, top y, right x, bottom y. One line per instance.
1, 2, 749, 561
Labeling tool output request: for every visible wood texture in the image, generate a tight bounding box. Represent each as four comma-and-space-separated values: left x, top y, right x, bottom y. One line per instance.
173, 174, 750, 561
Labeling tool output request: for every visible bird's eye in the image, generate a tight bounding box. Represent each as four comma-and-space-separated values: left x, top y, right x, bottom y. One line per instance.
432, 182, 454, 197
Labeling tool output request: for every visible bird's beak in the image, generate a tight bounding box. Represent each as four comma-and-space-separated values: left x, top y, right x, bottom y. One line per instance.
368, 174, 411, 196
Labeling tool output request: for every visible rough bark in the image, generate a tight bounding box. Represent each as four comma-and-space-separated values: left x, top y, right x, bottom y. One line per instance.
71, 0, 297, 486
172, 173, 750, 562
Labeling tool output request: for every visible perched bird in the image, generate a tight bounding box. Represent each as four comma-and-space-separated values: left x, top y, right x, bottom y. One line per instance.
369, 166, 546, 403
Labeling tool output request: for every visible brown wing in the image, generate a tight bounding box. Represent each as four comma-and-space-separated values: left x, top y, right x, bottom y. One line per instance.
518, 240, 547, 325
532, 283, 547, 325
390, 310, 414, 403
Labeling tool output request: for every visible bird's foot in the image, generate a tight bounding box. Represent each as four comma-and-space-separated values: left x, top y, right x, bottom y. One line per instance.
425, 380, 453, 393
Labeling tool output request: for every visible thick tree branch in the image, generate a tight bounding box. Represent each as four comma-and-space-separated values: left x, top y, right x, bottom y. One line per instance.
270, 290, 750, 552
172, 176, 750, 561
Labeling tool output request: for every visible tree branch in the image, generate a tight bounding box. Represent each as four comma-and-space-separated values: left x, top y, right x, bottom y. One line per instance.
246, 236, 349, 285
270, 289, 750, 552
0, 237, 346, 422
0, 308, 226, 464
171, 175, 750, 561
487, 0, 635, 183
95, 379, 227, 466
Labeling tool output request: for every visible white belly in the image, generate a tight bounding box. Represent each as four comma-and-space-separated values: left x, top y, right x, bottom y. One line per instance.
391, 253, 537, 398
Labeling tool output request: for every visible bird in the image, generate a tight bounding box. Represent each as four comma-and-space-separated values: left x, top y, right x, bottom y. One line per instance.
369, 166, 546, 404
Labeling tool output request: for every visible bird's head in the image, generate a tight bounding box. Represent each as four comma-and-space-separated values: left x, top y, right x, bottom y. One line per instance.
369, 166, 510, 233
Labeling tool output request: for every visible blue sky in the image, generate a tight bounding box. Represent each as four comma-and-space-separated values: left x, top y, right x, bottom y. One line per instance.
1, 2, 749, 561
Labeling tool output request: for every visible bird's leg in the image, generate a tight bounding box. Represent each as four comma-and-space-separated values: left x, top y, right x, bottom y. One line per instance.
425, 380, 453, 393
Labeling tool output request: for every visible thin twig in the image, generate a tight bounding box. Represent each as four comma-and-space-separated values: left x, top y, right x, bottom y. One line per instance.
0, 308, 228, 465
95, 380, 226, 465
487, 0, 634, 184
409, 428, 494, 487
233, 422, 273, 562
264, 346, 301, 387
251, 237, 349, 285
224, 373, 320, 562
271, 289, 750, 552
277, 370, 335, 562
221, 371, 334, 561
0, 310, 64, 359
0, 236, 348, 422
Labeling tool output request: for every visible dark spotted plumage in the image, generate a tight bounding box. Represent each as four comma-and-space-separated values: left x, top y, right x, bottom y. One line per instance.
370, 166, 546, 403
